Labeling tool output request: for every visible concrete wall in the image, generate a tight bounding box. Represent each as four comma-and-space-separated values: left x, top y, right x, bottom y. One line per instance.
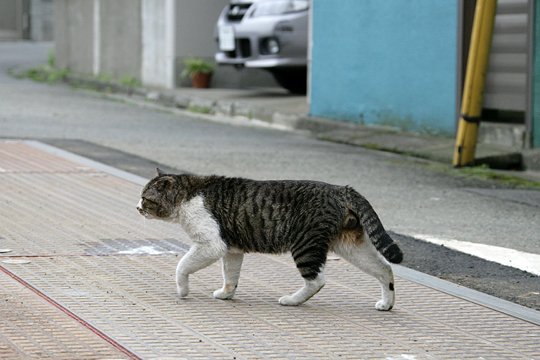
53, 0, 277, 89
30, 0, 54, 41
175, 0, 226, 57
55, 0, 141, 79
174, 0, 277, 88
0, 0, 23, 40
54, 0, 94, 74
99, 0, 141, 79
141, 0, 175, 88
310, 0, 459, 134
0, 0, 53, 41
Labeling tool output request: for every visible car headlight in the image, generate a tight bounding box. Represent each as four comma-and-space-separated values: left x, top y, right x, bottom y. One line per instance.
251, 0, 309, 17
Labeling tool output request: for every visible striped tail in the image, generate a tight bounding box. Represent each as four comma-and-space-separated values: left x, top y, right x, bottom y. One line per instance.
347, 189, 403, 264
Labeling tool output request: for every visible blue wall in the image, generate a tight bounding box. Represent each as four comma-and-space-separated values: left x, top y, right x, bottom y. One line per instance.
310, 0, 459, 134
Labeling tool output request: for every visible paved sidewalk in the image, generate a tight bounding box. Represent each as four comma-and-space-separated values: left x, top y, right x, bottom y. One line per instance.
1, 140, 539, 359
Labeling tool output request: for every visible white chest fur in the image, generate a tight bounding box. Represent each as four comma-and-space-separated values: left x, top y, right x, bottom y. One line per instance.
177, 195, 226, 251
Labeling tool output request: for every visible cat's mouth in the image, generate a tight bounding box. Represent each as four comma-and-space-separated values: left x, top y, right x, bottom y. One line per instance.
136, 199, 155, 219
138, 209, 153, 218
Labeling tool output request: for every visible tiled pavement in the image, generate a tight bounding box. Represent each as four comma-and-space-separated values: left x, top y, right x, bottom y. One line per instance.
0, 140, 539, 359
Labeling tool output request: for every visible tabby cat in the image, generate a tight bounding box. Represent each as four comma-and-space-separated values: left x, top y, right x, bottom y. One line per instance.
137, 169, 403, 310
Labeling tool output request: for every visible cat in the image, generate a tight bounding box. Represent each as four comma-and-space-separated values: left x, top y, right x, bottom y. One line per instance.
137, 168, 403, 310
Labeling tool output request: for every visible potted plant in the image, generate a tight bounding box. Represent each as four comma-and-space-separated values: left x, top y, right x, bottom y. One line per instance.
181, 57, 215, 88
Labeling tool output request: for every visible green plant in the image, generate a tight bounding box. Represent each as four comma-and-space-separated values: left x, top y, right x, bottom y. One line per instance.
97, 73, 113, 82
47, 50, 56, 67
24, 66, 69, 83
180, 58, 215, 79
187, 105, 212, 114
424, 163, 540, 189
119, 75, 141, 88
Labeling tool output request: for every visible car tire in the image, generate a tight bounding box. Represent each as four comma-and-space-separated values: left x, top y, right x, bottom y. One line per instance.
270, 67, 307, 95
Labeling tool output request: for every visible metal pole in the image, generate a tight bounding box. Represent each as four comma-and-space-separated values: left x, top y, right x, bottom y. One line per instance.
453, 0, 497, 167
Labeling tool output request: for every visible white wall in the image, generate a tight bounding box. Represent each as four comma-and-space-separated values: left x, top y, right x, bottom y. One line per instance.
141, 0, 176, 88
175, 0, 227, 57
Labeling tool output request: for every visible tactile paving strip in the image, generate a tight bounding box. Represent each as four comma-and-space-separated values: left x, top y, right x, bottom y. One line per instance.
4, 254, 540, 359
1, 140, 539, 359
0, 268, 128, 359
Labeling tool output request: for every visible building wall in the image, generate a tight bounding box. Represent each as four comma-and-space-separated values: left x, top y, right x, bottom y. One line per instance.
175, 0, 226, 57
55, 0, 141, 79
174, 0, 277, 88
54, 0, 94, 74
0, 0, 23, 40
174, 0, 226, 87
310, 0, 459, 134
30, 0, 54, 41
53, 0, 278, 89
141, 0, 175, 88
99, 0, 141, 79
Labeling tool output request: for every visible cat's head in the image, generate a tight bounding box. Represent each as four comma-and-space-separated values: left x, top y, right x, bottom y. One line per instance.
137, 168, 182, 220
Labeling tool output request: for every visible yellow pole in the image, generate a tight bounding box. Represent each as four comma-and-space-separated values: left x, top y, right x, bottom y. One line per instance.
453, 0, 497, 167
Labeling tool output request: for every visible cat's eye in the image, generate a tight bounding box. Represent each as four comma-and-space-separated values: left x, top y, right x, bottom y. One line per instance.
142, 198, 158, 207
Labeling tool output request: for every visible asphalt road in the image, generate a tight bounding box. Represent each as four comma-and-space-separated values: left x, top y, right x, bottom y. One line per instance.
1, 42, 539, 309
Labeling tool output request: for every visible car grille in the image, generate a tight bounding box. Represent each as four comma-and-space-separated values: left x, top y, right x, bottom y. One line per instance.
226, 3, 252, 22
225, 38, 252, 59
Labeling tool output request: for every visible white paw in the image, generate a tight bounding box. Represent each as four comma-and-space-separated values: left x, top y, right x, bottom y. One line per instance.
278, 295, 302, 306
213, 288, 235, 300
375, 299, 393, 311
177, 284, 189, 298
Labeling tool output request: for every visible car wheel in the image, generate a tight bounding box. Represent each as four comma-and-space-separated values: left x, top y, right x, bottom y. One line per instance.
270, 68, 307, 95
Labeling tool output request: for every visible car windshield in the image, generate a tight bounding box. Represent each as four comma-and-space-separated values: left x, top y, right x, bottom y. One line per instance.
251, 0, 308, 17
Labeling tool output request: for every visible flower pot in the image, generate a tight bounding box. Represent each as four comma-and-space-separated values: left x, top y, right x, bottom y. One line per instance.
191, 72, 212, 88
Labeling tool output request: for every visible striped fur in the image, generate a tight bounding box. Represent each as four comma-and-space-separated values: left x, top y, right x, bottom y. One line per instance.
138, 172, 402, 309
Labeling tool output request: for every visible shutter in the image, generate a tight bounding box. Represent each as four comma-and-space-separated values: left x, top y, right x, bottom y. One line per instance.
483, 0, 531, 111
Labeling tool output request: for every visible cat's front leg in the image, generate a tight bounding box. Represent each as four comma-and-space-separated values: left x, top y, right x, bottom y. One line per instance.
176, 244, 225, 298
213, 251, 244, 300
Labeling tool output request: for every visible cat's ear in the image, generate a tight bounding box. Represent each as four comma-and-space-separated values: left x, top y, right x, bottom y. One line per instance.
156, 176, 174, 192
156, 167, 165, 176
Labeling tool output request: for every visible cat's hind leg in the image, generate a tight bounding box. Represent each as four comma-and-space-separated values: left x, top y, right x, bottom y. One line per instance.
213, 250, 244, 300
176, 244, 226, 298
332, 231, 395, 311
279, 245, 327, 306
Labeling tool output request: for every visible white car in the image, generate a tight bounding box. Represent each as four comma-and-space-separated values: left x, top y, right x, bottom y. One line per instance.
215, 0, 309, 94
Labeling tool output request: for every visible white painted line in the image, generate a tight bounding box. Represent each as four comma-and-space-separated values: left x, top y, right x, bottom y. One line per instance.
2, 259, 31, 265
411, 233, 540, 276
117, 246, 174, 255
